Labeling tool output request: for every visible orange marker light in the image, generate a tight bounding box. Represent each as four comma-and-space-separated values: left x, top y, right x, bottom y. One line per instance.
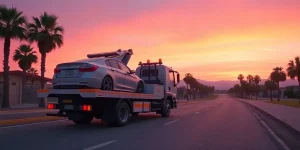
159, 58, 162, 64
147, 60, 150, 63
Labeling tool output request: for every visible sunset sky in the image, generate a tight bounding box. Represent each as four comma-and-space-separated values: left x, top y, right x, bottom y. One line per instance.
1, 0, 300, 81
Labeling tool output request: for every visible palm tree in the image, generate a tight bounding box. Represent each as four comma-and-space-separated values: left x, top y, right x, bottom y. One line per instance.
27, 12, 64, 107
253, 75, 261, 99
270, 67, 287, 101
27, 68, 38, 75
13, 44, 38, 90
264, 80, 277, 101
184, 73, 193, 100
287, 56, 300, 103
0, 5, 27, 108
237, 74, 244, 97
246, 75, 254, 99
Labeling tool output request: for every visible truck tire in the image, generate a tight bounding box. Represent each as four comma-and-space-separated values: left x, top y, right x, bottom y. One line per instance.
72, 115, 93, 124
161, 99, 171, 117
103, 101, 131, 127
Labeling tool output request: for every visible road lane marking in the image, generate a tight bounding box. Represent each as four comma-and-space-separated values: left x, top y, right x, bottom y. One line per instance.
0, 119, 67, 129
193, 112, 199, 114
84, 140, 117, 150
248, 107, 290, 150
164, 119, 179, 125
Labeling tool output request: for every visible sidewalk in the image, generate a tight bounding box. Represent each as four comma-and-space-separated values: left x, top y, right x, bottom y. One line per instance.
239, 99, 300, 132
0, 104, 41, 111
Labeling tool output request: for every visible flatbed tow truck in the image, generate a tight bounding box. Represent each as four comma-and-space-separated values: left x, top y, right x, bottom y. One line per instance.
37, 50, 180, 127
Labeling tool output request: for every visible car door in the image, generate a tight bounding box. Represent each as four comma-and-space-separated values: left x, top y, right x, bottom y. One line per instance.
117, 61, 139, 91
107, 59, 128, 91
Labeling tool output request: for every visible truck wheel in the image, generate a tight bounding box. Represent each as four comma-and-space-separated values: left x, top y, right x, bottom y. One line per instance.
161, 99, 171, 117
72, 115, 93, 124
114, 101, 131, 126
103, 101, 131, 127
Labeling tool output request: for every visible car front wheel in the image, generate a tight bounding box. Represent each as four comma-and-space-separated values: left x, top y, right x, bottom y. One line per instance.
136, 81, 144, 93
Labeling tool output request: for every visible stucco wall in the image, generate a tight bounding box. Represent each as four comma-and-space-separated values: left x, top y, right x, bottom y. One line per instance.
0, 75, 50, 105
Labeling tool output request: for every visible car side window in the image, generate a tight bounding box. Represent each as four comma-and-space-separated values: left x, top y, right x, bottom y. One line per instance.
108, 59, 120, 69
105, 60, 111, 67
117, 61, 131, 73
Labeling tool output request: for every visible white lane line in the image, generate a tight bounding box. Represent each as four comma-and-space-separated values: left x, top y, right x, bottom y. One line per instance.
83, 140, 117, 150
248, 107, 290, 150
193, 112, 200, 114
0, 119, 67, 129
164, 119, 179, 125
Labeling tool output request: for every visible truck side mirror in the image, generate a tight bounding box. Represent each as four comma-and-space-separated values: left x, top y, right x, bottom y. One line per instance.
177, 73, 180, 83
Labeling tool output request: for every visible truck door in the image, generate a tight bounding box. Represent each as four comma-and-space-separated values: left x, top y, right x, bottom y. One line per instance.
168, 70, 177, 96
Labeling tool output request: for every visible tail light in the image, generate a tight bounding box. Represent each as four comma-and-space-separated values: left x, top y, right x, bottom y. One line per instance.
47, 104, 55, 109
54, 68, 61, 73
79, 64, 99, 72
82, 105, 92, 111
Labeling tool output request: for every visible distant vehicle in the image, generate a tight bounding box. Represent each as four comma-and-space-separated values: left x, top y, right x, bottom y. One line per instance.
38, 49, 180, 127
52, 49, 144, 93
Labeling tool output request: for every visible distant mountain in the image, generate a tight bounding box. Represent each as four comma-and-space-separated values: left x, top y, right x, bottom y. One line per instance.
178, 79, 298, 90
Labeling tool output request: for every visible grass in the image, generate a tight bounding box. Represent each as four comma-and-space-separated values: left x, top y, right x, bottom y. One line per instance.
196, 94, 218, 100
266, 100, 300, 108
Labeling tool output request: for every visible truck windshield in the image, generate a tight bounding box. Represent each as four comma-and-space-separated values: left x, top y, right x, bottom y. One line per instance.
141, 69, 158, 77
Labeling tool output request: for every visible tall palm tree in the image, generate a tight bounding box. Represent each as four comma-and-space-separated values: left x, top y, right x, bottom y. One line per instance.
237, 74, 244, 97
270, 67, 287, 101
27, 12, 64, 107
286, 56, 300, 103
264, 80, 277, 101
246, 75, 254, 99
27, 68, 38, 75
253, 75, 261, 100
0, 5, 27, 108
13, 44, 38, 90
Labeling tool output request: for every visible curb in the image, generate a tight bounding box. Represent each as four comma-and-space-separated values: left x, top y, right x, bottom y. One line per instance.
237, 99, 300, 134
0, 116, 64, 127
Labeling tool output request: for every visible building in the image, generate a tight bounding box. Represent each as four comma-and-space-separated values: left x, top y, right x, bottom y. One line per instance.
0, 70, 52, 105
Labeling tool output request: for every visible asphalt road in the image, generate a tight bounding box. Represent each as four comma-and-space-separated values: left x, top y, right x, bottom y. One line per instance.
0, 95, 283, 150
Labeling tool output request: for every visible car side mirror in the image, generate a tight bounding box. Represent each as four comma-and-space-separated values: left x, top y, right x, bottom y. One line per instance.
176, 73, 180, 83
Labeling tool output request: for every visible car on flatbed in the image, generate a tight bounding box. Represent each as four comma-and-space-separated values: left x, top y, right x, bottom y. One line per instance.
52, 49, 144, 93
38, 49, 180, 127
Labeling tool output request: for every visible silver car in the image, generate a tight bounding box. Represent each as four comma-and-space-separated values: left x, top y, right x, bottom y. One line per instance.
52, 50, 144, 93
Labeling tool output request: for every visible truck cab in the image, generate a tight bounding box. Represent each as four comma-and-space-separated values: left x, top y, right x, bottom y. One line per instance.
136, 59, 180, 108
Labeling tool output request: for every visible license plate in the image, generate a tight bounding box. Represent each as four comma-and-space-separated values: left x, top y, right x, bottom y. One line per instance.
63, 99, 72, 103
64, 70, 75, 77
64, 105, 74, 110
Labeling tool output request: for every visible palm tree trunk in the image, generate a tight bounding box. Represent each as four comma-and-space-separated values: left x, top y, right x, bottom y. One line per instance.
39, 53, 46, 108
1, 37, 11, 108
270, 90, 273, 101
277, 81, 280, 102
298, 80, 300, 104
21, 69, 27, 104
